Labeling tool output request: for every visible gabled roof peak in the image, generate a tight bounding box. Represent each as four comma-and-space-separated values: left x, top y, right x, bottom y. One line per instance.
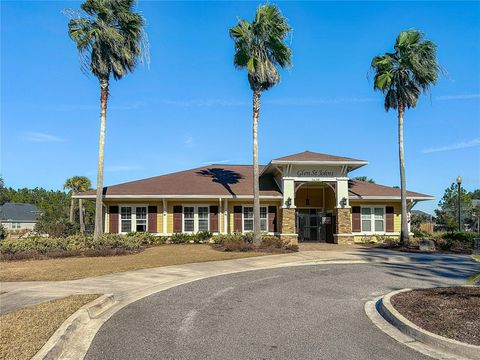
271, 150, 367, 164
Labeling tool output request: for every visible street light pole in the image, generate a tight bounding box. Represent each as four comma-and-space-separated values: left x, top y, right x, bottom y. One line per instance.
456, 176, 462, 232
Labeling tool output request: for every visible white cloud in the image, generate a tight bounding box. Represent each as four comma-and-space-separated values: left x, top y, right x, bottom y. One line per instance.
105, 165, 144, 172
423, 138, 480, 154
159, 97, 378, 107
184, 135, 195, 148
436, 94, 480, 101
265, 97, 378, 106
23, 132, 66, 142
201, 159, 231, 165
161, 99, 247, 107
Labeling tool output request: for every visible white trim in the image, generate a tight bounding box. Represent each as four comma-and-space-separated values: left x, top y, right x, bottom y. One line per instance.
182, 205, 210, 234
118, 204, 148, 234
223, 198, 228, 234
74, 194, 283, 200
270, 160, 368, 165
349, 195, 434, 200
357, 205, 386, 235
241, 205, 269, 233
162, 199, 167, 235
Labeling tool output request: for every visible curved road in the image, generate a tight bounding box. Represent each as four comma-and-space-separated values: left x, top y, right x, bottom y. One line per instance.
86, 259, 478, 360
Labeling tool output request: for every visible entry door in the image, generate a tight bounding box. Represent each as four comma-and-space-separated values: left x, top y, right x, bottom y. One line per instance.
297, 209, 324, 242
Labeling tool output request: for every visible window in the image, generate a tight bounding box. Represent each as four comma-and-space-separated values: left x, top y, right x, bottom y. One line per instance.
243, 206, 268, 232
183, 207, 195, 232
121, 207, 132, 233
360, 207, 385, 233
136, 207, 147, 232
120, 206, 147, 233
183, 206, 210, 233
374, 208, 384, 232
198, 206, 209, 231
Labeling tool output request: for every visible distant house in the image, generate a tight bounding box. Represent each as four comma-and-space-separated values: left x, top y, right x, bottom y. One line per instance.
0, 203, 40, 231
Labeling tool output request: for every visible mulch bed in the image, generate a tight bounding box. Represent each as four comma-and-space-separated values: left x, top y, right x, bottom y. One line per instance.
391, 287, 480, 346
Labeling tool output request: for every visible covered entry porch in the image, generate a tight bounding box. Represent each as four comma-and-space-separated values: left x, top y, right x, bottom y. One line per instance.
294, 183, 336, 243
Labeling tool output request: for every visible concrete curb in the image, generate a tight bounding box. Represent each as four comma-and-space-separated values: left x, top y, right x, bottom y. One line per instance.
32, 294, 116, 360
377, 288, 480, 360
31, 259, 373, 359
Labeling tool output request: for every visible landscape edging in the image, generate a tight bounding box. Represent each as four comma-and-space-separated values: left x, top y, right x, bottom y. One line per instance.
378, 287, 480, 360
31, 294, 116, 360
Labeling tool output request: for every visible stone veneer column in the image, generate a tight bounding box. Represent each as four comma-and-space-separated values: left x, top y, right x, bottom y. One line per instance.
334, 207, 354, 244
280, 208, 298, 245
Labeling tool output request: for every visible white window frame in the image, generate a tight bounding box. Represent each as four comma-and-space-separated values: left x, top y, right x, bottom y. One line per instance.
119, 205, 149, 233
182, 205, 210, 233
242, 205, 268, 233
359, 205, 386, 234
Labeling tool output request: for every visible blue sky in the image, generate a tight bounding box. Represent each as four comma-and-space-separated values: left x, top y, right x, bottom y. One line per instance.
1, 1, 479, 214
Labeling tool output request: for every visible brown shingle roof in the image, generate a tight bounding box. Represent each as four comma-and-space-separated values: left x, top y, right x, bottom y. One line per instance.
79, 165, 282, 198
348, 180, 433, 199
77, 166, 432, 200
272, 151, 366, 163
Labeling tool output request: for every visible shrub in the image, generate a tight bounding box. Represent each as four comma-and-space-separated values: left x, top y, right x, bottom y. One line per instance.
0, 232, 165, 260
170, 233, 193, 244
259, 236, 285, 249
0, 224, 6, 240
432, 231, 479, 252
212, 234, 298, 252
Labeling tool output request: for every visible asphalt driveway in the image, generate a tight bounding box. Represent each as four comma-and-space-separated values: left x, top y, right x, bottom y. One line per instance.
86, 257, 478, 360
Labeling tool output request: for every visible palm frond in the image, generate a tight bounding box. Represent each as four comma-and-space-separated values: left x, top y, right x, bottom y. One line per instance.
371, 29, 440, 112
67, 0, 149, 81
229, 3, 292, 92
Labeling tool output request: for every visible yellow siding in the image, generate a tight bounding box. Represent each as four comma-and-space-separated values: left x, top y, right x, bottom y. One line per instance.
227, 200, 282, 232
104, 201, 163, 233
167, 200, 223, 234
349, 200, 403, 237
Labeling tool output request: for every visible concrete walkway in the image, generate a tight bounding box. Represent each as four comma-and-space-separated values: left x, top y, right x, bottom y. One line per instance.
1, 248, 477, 314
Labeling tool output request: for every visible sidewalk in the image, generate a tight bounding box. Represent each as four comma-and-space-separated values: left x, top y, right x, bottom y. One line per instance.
0, 248, 476, 314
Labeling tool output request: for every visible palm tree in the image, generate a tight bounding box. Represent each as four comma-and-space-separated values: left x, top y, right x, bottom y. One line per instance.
68, 0, 148, 241
230, 4, 292, 245
371, 30, 439, 245
64, 176, 92, 233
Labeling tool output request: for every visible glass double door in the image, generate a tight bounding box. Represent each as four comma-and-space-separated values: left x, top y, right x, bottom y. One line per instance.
297, 209, 326, 242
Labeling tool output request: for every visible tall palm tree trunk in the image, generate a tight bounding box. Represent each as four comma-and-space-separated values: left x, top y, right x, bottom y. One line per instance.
252, 90, 262, 245
398, 101, 409, 245
94, 78, 109, 241
79, 198, 85, 234
69, 196, 75, 223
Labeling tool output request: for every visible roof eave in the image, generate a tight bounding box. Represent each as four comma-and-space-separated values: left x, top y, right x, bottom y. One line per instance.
349, 195, 434, 201
73, 194, 283, 200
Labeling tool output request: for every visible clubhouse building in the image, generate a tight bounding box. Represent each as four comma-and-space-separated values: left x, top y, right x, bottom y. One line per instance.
76, 151, 433, 244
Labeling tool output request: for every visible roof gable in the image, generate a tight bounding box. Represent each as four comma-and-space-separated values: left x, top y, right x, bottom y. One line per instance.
0, 203, 40, 221
272, 151, 366, 163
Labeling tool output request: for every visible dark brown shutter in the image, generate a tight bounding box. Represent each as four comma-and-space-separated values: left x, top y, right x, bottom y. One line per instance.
109, 206, 119, 234
173, 206, 182, 233
148, 206, 157, 233
386, 206, 394, 232
209, 206, 219, 232
268, 206, 277, 232
352, 206, 361, 232
233, 206, 242, 233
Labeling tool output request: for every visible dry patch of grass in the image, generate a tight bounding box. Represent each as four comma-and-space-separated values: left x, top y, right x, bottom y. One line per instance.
0, 295, 98, 360
0, 244, 267, 282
